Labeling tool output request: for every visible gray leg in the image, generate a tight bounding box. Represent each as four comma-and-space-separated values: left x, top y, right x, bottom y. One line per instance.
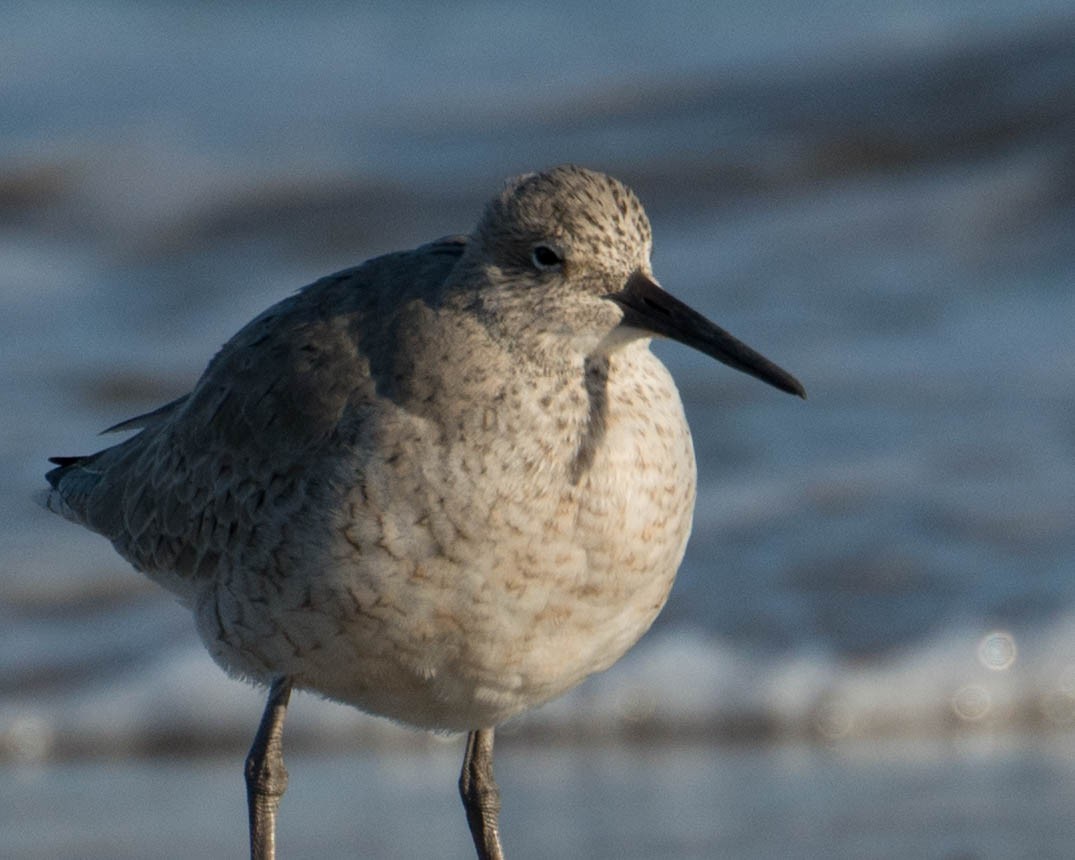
245, 677, 293, 860
459, 728, 505, 860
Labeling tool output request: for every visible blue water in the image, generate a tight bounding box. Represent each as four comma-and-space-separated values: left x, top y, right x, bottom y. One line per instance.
3, 0, 1075, 761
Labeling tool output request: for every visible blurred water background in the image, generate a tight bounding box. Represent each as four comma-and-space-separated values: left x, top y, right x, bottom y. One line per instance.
2, 1, 1075, 857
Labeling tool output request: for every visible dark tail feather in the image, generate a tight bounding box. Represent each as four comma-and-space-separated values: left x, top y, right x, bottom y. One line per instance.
42, 454, 104, 524
46, 455, 89, 488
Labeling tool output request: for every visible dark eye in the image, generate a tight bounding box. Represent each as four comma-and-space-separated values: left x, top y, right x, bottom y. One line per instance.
530, 244, 563, 270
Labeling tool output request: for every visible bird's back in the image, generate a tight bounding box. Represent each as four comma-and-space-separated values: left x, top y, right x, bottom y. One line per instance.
44, 236, 468, 600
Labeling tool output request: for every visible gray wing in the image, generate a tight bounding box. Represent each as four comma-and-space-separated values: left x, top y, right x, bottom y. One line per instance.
43, 236, 467, 593
101, 394, 191, 434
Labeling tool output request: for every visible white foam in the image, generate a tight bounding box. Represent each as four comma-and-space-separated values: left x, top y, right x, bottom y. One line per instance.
9, 612, 1075, 761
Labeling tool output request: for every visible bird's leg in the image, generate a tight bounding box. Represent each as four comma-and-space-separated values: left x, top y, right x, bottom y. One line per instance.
459, 728, 505, 860
245, 677, 293, 860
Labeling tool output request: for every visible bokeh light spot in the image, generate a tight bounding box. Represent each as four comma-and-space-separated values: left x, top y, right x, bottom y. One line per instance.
977, 631, 1017, 671
951, 684, 991, 721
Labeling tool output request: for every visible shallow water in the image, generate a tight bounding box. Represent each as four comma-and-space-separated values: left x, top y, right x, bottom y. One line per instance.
2, 0, 1075, 795
6, 734, 1075, 859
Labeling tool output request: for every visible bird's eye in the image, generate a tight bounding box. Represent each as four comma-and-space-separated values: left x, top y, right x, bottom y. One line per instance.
530, 245, 563, 270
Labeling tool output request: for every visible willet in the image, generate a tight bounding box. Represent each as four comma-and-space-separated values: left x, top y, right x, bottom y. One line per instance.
42, 165, 804, 859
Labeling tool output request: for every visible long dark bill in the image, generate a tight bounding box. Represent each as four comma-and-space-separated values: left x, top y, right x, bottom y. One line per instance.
610, 271, 806, 399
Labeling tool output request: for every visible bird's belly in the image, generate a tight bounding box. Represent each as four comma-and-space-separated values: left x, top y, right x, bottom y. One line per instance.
196, 354, 697, 731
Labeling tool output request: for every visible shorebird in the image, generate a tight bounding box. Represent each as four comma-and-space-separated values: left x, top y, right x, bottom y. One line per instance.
42, 165, 804, 859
